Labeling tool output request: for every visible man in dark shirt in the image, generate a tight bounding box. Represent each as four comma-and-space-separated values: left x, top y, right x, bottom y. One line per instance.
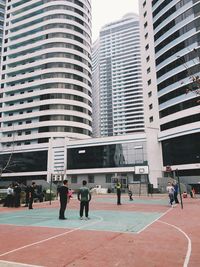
78, 180, 91, 220
29, 182, 36, 209
116, 180, 122, 205
58, 180, 69, 220
14, 183, 21, 207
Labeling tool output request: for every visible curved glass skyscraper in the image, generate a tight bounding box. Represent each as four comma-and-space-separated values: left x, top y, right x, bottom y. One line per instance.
0, 0, 92, 150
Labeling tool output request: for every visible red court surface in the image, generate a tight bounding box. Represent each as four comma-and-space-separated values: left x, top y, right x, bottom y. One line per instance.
0, 194, 199, 267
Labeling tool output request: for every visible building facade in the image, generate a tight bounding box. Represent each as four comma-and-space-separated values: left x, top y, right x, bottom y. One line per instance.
91, 38, 100, 137
139, 0, 200, 183
0, 0, 5, 64
96, 13, 145, 137
0, 133, 151, 189
0, 0, 92, 154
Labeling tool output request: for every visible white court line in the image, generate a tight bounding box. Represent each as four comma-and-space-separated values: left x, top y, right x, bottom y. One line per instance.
0, 215, 103, 258
0, 259, 44, 267
137, 207, 172, 234
159, 220, 192, 267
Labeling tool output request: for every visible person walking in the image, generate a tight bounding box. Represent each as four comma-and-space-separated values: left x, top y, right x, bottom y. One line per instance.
128, 189, 133, 201
58, 180, 69, 220
166, 181, 175, 207
172, 181, 179, 204
28, 182, 36, 209
116, 180, 122, 205
78, 180, 91, 220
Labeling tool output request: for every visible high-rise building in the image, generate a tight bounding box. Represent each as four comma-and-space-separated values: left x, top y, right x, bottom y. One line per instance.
91, 38, 100, 137
140, 0, 200, 182
0, 0, 5, 64
0, 0, 92, 152
94, 13, 145, 137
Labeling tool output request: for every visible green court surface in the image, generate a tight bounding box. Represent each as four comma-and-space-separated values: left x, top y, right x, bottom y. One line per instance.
0, 208, 163, 233
94, 197, 168, 205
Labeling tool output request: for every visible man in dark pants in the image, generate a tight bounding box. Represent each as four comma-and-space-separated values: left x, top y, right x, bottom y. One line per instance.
24, 185, 30, 207
78, 180, 91, 220
58, 180, 69, 220
29, 182, 36, 209
14, 183, 21, 208
116, 180, 122, 205
173, 181, 179, 204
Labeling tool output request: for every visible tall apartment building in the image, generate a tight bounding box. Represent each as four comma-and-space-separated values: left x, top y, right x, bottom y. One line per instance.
139, 0, 200, 182
0, 0, 5, 63
0, 0, 92, 152
91, 38, 100, 137
93, 13, 145, 137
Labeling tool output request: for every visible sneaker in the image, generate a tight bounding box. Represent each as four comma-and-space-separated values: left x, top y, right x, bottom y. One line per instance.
85, 217, 90, 220
80, 217, 83, 220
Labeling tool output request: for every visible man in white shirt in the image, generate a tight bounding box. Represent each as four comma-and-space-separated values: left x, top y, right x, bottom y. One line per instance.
166, 182, 175, 207
6, 184, 14, 207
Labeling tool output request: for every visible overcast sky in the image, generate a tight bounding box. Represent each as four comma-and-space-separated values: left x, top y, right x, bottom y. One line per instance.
91, 0, 139, 42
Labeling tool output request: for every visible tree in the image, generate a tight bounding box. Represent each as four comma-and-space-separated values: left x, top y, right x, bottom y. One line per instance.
0, 131, 15, 178
181, 48, 200, 100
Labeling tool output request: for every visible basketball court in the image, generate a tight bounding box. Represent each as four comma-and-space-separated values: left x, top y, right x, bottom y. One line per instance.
0, 194, 199, 267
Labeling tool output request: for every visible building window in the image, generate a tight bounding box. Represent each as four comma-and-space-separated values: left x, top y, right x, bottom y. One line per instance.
145, 44, 149, 50
88, 175, 94, 183
146, 56, 150, 62
148, 91, 152, 97
149, 104, 153, 110
106, 174, 112, 183
149, 116, 153, 122
145, 33, 148, 39
71, 175, 77, 183
25, 141, 31, 145
143, 1, 146, 7
147, 79, 151, 85
144, 21, 148, 28
147, 67, 151, 74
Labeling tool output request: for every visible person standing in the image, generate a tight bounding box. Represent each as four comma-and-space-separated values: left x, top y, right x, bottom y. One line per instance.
14, 183, 21, 207
173, 182, 179, 204
5, 184, 14, 207
29, 182, 36, 209
24, 185, 30, 207
58, 180, 69, 220
116, 180, 122, 205
78, 180, 91, 220
166, 181, 175, 207
128, 189, 133, 201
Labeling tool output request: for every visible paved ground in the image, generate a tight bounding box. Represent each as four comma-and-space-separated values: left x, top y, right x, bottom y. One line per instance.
0, 194, 199, 267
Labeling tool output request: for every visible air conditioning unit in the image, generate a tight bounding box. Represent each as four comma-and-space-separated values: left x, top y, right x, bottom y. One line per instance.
52, 175, 56, 181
